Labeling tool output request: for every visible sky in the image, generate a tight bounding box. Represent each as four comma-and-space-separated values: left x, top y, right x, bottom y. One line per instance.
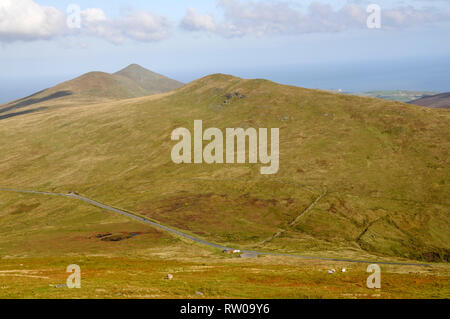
0, 0, 450, 103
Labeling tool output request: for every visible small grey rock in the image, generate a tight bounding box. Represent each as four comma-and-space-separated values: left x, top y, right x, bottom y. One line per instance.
54, 284, 68, 288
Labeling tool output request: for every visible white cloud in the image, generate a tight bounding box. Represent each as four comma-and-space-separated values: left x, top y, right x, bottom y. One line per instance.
180, 0, 450, 37
0, 0, 67, 42
118, 11, 171, 42
2, 0, 448, 43
81, 8, 107, 24
81, 9, 171, 44
382, 6, 447, 28
79, 9, 121, 44
0, 0, 172, 44
180, 7, 217, 32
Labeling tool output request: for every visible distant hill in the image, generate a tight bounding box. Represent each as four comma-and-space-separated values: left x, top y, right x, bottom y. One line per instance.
355, 90, 439, 103
115, 64, 184, 95
0, 64, 184, 118
409, 92, 450, 109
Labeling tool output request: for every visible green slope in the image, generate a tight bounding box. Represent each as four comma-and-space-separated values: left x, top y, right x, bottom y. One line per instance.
0, 74, 449, 262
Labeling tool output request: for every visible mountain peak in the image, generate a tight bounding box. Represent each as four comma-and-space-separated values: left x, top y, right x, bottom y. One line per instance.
114, 64, 184, 94
117, 63, 149, 73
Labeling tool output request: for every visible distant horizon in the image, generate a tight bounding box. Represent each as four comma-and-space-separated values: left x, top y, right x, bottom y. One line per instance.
1, 0, 450, 104
1, 56, 449, 104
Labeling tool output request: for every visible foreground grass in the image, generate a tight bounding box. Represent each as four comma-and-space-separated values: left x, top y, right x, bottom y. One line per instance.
0, 256, 448, 299
0, 190, 448, 299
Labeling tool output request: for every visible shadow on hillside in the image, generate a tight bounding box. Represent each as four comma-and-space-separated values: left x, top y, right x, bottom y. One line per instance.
0, 90, 72, 114
0, 107, 47, 121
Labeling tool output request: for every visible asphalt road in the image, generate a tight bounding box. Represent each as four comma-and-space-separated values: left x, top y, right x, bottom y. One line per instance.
0, 187, 431, 267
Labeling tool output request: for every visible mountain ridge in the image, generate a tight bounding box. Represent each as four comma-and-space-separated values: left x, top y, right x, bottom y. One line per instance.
0, 64, 184, 117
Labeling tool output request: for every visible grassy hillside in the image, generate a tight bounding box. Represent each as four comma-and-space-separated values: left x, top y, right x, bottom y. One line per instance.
0, 74, 448, 264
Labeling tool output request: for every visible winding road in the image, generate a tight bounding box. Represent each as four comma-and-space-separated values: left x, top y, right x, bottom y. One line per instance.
0, 187, 431, 267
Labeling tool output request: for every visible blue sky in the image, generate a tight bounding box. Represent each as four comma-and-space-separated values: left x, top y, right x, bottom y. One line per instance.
1, 0, 450, 103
